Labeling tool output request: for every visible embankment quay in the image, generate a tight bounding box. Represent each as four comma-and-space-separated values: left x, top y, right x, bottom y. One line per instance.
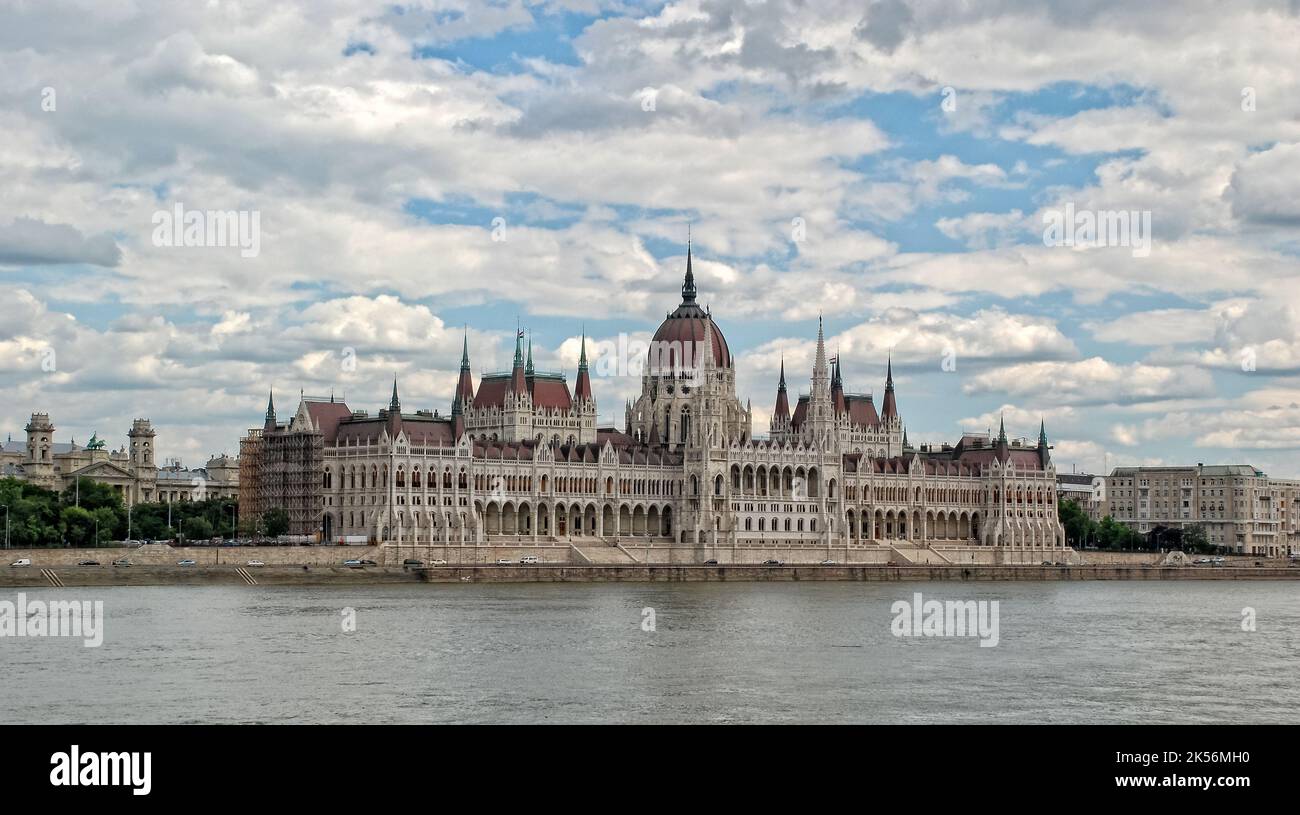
3, 562, 1300, 588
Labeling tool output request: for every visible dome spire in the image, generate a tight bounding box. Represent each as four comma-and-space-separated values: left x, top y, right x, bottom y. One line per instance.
681, 227, 697, 304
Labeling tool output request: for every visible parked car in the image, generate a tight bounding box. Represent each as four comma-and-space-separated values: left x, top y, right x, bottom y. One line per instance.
429, 559, 448, 566
246, 560, 265, 568
343, 559, 363, 567
820, 559, 838, 565
403, 559, 425, 567
1212, 556, 1226, 564
359, 559, 378, 566
495, 558, 513, 565
112, 559, 132, 567
10, 558, 32, 567
520, 555, 540, 565
77, 560, 100, 566
177, 559, 197, 566
703, 559, 719, 565
762, 559, 784, 566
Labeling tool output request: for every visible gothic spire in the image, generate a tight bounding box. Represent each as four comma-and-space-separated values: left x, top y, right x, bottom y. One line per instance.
525, 331, 534, 377
264, 389, 276, 429
881, 352, 898, 420
813, 316, 828, 380
773, 356, 790, 422
454, 327, 475, 409
575, 330, 593, 402
510, 326, 527, 394
681, 231, 697, 304
389, 377, 400, 412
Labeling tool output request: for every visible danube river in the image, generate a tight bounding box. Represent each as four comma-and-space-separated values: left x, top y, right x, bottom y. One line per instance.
5, 581, 1298, 724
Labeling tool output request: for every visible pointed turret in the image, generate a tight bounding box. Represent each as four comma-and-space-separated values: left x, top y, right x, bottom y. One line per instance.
773, 358, 790, 421
264, 389, 276, 430
681, 232, 697, 304
525, 332, 535, 377
574, 331, 593, 402
881, 354, 898, 421
831, 355, 846, 415
813, 317, 828, 381
453, 330, 475, 409
996, 413, 1010, 463
1038, 417, 1051, 468
509, 329, 527, 395
385, 377, 403, 436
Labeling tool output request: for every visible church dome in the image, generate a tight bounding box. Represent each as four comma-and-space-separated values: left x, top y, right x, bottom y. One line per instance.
649, 245, 732, 371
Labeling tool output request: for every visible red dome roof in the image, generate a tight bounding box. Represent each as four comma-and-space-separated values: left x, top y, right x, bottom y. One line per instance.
648, 241, 732, 371
651, 308, 731, 370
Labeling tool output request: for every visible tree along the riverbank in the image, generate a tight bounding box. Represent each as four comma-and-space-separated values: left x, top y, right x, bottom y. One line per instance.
0, 476, 238, 547
1058, 498, 1221, 553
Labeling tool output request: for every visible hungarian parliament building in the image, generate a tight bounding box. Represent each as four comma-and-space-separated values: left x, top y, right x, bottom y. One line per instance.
240, 246, 1065, 557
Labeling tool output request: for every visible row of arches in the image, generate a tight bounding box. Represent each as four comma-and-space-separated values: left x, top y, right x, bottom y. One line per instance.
481, 500, 674, 539
845, 508, 984, 543
729, 464, 827, 499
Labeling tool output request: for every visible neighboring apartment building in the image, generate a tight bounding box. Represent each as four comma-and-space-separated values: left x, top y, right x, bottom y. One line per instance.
1056, 472, 1099, 518
1099, 464, 1299, 557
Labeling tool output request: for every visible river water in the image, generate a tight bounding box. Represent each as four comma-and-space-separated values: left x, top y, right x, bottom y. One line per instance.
4, 581, 1297, 724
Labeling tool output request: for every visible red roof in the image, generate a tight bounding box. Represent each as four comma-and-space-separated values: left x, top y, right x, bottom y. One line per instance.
529, 374, 573, 410
650, 310, 731, 370
845, 395, 879, 428
472, 375, 511, 409
305, 400, 353, 442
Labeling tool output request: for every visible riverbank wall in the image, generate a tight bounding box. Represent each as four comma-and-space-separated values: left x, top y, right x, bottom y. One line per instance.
3, 562, 1298, 588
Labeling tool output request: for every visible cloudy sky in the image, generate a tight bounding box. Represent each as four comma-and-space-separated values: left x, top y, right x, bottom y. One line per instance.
2, 0, 1300, 476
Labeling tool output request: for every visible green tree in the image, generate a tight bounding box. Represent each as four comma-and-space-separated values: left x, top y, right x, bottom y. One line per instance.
263, 507, 290, 538
182, 516, 214, 541
60, 505, 98, 547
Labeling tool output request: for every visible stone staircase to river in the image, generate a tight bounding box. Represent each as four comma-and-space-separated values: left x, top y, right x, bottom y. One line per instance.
570, 543, 639, 565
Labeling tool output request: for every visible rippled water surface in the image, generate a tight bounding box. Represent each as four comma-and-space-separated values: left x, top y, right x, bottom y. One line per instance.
4, 581, 1298, 724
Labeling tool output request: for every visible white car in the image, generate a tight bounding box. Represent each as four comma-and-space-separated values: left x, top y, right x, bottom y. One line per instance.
246, 560, 265, 567
495, 558, 512, 565
177, 559, 197, 566
10, 558, 31, 567
819, 559, 838, 565
429, 559, 448, 566
520, 555, 541, 565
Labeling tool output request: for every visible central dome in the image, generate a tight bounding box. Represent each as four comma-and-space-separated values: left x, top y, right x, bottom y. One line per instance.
649, 244, 731, 371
